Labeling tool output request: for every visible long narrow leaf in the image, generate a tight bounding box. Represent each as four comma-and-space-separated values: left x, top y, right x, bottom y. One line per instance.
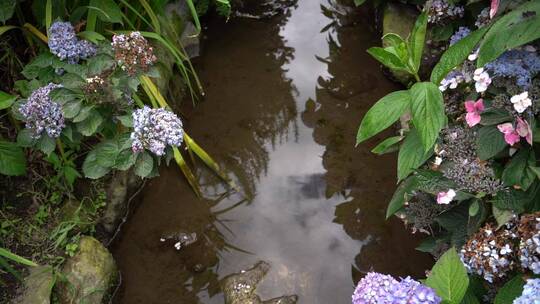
23, 23, 48, 43
185, 0, 202, 32
86, 0, 98, 32
0, 247, 38, 267
45, 0, 52, 34
173, 147, 202, 197
138, 0, 161, 34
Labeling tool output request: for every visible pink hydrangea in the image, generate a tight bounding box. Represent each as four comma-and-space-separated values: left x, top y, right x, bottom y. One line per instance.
437, 189, 456, 205
498, 123, 521, 146
490, 0, 499, 18
516, 117, 533, 145
464, 99, 484, 127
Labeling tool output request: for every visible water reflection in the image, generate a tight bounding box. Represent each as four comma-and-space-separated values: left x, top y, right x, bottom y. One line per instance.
112, 0, 432, 303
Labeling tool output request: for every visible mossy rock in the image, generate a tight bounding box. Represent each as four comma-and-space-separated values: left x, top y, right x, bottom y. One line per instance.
13, 265, 54, 304
382, 2, 418, 85
58, 236, 116, 304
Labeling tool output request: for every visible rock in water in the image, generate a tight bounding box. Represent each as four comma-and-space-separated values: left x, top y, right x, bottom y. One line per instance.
221, 261, 298, 304
58, 236, 117, 304
13, 265, 54, 304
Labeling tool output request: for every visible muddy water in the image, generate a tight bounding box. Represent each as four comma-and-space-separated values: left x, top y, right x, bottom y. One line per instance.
112, 1, 433, 303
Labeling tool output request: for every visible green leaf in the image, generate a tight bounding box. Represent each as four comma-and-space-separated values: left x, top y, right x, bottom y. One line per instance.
491, 188, 537, 213
82, 150, 110, 179
87, 54, 115, 75
410, 82, 446, 152
73, 105, 94, 123
430, 26, 490, 85
0, 247, 37, 266
0, 90, 16, 110
76, 111, 103, 136
416, 237, 437, 253
494, 275, 525, 304
90, 0, 123, 24
460, 289, 480, 304
36, 135, 55, 156
469, 200, 480, 217
476, 125, 507, 160
371, 136, 402, 155
77, 31, 106, 44
16, 129, 35, 147
116, 114, 133, 128
492, 206, 515, 229
63, 100, 82, 119
94, 140, 120, 168
0, 0, 16, 23
386, 175, 417, 218
502, 148, 536, 190
114, 150, 136, 171
367, 47, 409, 72
356, 90, 411, 144
408, 12, 427, 73
134, 152, 154, 178
0, 140, 26, 176
479, 108, 512, 126
478, 1, 540, 67
426, 248, 469, 304
353, 0, 366, 6
397, 128, 433, 181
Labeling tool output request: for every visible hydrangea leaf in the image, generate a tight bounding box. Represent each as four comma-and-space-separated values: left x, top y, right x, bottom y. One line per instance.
0, 139, 26, 176
492, 206, 515, 229
94, 140, 120, 168
371, 136, 402, 155
479, 108, 512, 126
114, 150, 136, 171
494, 275, 525, 304
356, 90, 411, 144
430, 26, 489, 85
91, 0, 123, 24
408, 12, 427, 73
410, 82, 446, 152
425, 248, 469, 304
36, 135, 55, 156
502, 148, 536, 190
0, 90, 16, 110
490, 186, 538, 213
478, 1, 540, 67
397, 128, 433, 181
134, 152, 154, 178
82, 150, 110, 179
16, 129, 36, 147
76, 110, 103, 136
460, 289, 480, 304
366, 47, 409, 72
0, 0, 16, 23
62, 100, 82, 119
476, 125, 507, 160
386, 175, 418, 219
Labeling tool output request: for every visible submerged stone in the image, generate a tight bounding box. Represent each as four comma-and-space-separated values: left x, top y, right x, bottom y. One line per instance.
13, 265, 54, 304
222, 261, 298, 304
58, 236, 116, 304
160, 231, 198, 250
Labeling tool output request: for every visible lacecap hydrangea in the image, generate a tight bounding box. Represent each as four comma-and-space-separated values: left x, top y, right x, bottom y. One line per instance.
513, 278, 540, 304
111, 31, 157, 75
485, 48, 540, 89
19, 83, 65, 139
48, 21, 96, 64
352, 272, 441, 304
518, 212, 540, 274
131, 106, 184, 156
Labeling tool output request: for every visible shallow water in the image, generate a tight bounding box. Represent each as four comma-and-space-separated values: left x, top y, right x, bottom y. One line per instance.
112, 1, 433, 303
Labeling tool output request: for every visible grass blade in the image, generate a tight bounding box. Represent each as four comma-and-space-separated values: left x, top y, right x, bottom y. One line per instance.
0, 247, 38, 267
138, 0, 161, 34
23, 23, 48, 43
45, 0, 52, 35
185, 0, 202, 32
173, 147, 201, 197
86, 0, 98, 32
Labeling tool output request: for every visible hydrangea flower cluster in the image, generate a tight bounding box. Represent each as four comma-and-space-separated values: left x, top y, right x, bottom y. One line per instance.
438, 126, 505, 194
111, 32, 157, 75
460, 223, 518, 282
404, 193, 449, 234
131, 106, 184, 156
19, 83, 65, 139
48, 21, 97, 64
439, 70, 465, 91
485, 48, 540, 89
426, 0, 464, 24
473, 68, 492, 93
518, 212, 540, 274
475, 7, 491, 28
352, 272, 441, 304
449, 27, 471, 46
513, 278, 540, 304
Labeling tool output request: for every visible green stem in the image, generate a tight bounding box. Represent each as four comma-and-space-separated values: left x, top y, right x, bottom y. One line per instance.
413, 73, 421, 83
56, 138, 66, 161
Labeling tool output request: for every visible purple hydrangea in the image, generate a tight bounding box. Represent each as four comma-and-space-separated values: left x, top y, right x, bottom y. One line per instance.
427, 0, 464, 24
513, 278, 540, 304
352, 272, 441, 304
449, 27, 471, 46
131, 106, 184, 156
485, 48, 540, 89
48, 21, 96, 64
19, 83, 65, 138
518, 214, 540, 274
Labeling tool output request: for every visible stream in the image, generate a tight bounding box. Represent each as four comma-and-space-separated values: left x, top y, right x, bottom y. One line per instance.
112, 0, 433, 303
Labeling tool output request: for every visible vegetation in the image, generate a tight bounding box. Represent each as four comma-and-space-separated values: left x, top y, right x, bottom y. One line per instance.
356, 0, 540, 302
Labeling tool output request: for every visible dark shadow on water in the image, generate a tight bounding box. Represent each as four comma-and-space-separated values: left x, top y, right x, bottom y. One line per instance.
112, 1, 433, 303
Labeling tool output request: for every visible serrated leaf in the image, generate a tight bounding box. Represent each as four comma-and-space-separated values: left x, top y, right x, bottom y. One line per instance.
431, 26, 490, 85
63, 100, 82, 119
397, 128, 433, 181
367, 47, 409, 72
0, 90, 16, 110
76, 111, 103, 136
494, 275, 525, 304
134, 152, 154, 178
426, 248, 469, 304
371, 136, 402, 155
357, 90, 410, 144
476, 125, 507, 160
36, 135, 55, 156
492, 206, 515, 229
0, 139, 26, 176
94, 140, 120, 168
16, 129, 35, 147
479, 108, 512, 126
408, 12, 427, 72
386, 175, 418, 218
502, 148, 536, 190
82, 150, 110, 179
0, 0, 16, 23
410, 82, 446, 152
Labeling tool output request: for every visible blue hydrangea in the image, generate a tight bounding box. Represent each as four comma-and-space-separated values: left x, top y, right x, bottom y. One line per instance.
513, 278, 540, 304
427, 0, 464, 24
352, 272, 441, 304
131, 106, 184, 156
518, 214, 540, 274
449, 27, 471, 46
19, 83, 65, 139
48, 21, 96, 64
485, 48, 540, 89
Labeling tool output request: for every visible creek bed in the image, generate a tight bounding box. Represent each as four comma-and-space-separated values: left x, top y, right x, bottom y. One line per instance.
112, 1, 432, 303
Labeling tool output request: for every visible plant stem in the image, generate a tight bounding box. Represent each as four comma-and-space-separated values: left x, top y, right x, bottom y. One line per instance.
56, 138, 66, 161
414, 73, 421, 82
